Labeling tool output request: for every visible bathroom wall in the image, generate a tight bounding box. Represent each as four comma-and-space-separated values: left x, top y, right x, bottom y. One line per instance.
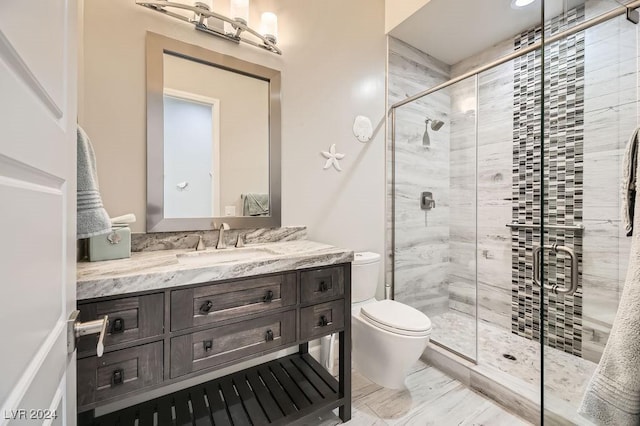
387, 36, 451, 317
580, 6, 637, 362
445, 43, 514, 330
384, 0, 432, 34
80, 0, 386, 293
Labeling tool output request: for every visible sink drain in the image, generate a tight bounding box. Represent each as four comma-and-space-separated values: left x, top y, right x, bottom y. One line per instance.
503, 353, 517, 361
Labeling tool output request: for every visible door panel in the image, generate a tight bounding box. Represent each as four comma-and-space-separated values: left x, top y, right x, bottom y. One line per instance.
0, 0, 67, 109
0, 0, 77, 424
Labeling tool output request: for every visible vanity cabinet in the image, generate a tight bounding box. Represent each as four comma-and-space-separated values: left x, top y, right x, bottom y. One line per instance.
77, 263, 351, 426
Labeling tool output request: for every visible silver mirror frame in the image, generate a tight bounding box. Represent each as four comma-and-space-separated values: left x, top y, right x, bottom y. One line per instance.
146, 32, 281, 232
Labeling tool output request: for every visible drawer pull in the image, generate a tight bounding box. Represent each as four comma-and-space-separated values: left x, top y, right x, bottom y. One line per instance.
319, 280, 329, 292
199, 300, 213, 314
111, 318, 125, 334
203, 340, 213, 352
319, 315, 331, 327
263, 290, 274, 303
265, 329, 274, 341
111, 368, 124, 386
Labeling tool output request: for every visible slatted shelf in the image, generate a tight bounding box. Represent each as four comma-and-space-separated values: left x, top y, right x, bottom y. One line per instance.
78, 353, 341, 426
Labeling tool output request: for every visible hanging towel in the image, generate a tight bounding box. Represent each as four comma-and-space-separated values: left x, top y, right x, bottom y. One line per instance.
242, 193, 269, 216
77, 126, 112, 239
578, 131, 640, 425
622, 127, 639, 236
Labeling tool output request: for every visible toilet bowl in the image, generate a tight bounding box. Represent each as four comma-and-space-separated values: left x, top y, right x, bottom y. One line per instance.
351, 252, 432, 389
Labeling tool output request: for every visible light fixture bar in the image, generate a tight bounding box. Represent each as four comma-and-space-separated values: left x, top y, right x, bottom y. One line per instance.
136, 0, 282, 55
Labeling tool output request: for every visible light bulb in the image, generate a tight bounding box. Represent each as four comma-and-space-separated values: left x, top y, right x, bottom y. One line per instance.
511, 0, 535, 8
230, 0, 249, 25
225, 0, 249, 34
260, 12, 278, 44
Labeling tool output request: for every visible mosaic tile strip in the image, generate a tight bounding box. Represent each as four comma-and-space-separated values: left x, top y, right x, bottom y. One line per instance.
512, 6, 585, 357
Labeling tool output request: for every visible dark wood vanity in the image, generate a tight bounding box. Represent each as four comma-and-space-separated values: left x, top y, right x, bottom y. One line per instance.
76, 263, 352, 425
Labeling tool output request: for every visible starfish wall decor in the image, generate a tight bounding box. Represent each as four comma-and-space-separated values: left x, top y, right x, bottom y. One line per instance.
321, 144, 345, 171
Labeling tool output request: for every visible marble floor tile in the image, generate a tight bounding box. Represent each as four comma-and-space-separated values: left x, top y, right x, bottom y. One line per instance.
430, 310, 597, 411
315, 362, 530, 426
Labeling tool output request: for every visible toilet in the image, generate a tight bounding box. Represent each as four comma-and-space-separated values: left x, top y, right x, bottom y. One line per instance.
351, 252, 432, 389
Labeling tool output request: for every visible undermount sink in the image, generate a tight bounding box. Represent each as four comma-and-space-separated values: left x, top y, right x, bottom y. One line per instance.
176, 246, 280, 265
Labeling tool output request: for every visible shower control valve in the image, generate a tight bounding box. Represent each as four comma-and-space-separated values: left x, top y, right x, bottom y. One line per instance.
420, 192, 435, 210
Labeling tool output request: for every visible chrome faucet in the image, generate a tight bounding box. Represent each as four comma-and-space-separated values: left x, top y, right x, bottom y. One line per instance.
216, 223, 230, 249
194, 235, 206, 251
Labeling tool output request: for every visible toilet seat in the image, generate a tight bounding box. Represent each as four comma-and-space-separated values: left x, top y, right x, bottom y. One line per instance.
360, 299, 432, 337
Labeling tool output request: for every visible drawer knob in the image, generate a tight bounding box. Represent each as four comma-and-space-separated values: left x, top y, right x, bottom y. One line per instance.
319, 315, 330, 327
263, 290, 274, 303
319, 281, 328, 292
203, 340, 213, 352
111, 318, 125, 334
265, 329, 274, 341
200, 300, 213, 314
111, 368, 124, 386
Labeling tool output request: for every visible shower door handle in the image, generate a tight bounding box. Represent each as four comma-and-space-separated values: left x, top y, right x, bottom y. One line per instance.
532, 244, 579, 295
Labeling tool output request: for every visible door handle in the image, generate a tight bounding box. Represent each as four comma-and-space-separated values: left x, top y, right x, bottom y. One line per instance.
532, 244, 579, 295
67, 311, 109, 357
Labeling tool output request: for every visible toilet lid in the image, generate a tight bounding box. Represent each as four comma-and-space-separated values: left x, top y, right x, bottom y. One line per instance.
360, 300, 432, 336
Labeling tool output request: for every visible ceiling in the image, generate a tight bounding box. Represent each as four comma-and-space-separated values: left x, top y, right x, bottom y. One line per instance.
389, 0, 585, 65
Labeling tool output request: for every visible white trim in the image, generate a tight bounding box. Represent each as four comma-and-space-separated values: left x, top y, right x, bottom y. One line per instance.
0, 319, 66, 426
163, 88, 222, 216
0, 30, 63, 119
42, 372, 65, 426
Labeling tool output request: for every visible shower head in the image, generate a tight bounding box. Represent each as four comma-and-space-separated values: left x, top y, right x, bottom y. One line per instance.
430, 119, 444, 131
422, 118, 445, 147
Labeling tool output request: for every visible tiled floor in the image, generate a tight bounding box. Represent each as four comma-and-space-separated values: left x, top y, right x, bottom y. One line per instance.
430, 311, 597, 416
308, 360, 531, 425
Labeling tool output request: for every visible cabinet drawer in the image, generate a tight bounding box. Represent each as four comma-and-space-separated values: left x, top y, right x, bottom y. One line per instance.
300, 266, 345, 304
77, 342, 163, 408
78, 293, 164, 356
300, 300, 345, 340
171, 274, 296, 331
170, 310, 296, 378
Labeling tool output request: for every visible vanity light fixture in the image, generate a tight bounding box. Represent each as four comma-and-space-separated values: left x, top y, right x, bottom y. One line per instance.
136, 0, 282, 55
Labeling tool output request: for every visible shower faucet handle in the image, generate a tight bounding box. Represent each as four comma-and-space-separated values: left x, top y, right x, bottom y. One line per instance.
420, 191, 435, 210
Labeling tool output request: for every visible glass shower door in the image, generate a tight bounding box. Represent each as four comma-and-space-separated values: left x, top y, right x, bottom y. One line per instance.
541, 4, 638, 424
391, 75, 479, 361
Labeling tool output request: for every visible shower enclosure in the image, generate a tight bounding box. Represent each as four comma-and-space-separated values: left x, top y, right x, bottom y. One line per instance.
389, 0, 638, 424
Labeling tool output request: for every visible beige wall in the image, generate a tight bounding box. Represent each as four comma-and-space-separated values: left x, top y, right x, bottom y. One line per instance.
80, 0, 386, 292
164, 54, 270, 215
385, 0, 432, 33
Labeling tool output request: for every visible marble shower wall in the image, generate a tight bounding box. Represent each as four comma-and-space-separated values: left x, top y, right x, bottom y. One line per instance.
580, 6, 637, 362
448, 39, 515, 331
387, 37, 452, 317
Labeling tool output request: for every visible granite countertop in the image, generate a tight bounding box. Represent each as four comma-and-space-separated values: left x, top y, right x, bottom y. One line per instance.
76, 240, 354, 300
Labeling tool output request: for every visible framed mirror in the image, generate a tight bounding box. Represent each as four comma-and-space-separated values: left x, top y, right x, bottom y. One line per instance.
146, 32, 281, 232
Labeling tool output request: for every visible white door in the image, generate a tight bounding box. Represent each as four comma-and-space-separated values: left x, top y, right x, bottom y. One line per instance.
0, 1, 77, 425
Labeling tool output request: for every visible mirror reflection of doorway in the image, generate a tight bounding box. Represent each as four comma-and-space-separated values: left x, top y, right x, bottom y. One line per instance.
163, 90, 221, 218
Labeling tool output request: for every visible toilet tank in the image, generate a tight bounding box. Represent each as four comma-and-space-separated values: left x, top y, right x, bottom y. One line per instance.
352, 252, 381, 303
